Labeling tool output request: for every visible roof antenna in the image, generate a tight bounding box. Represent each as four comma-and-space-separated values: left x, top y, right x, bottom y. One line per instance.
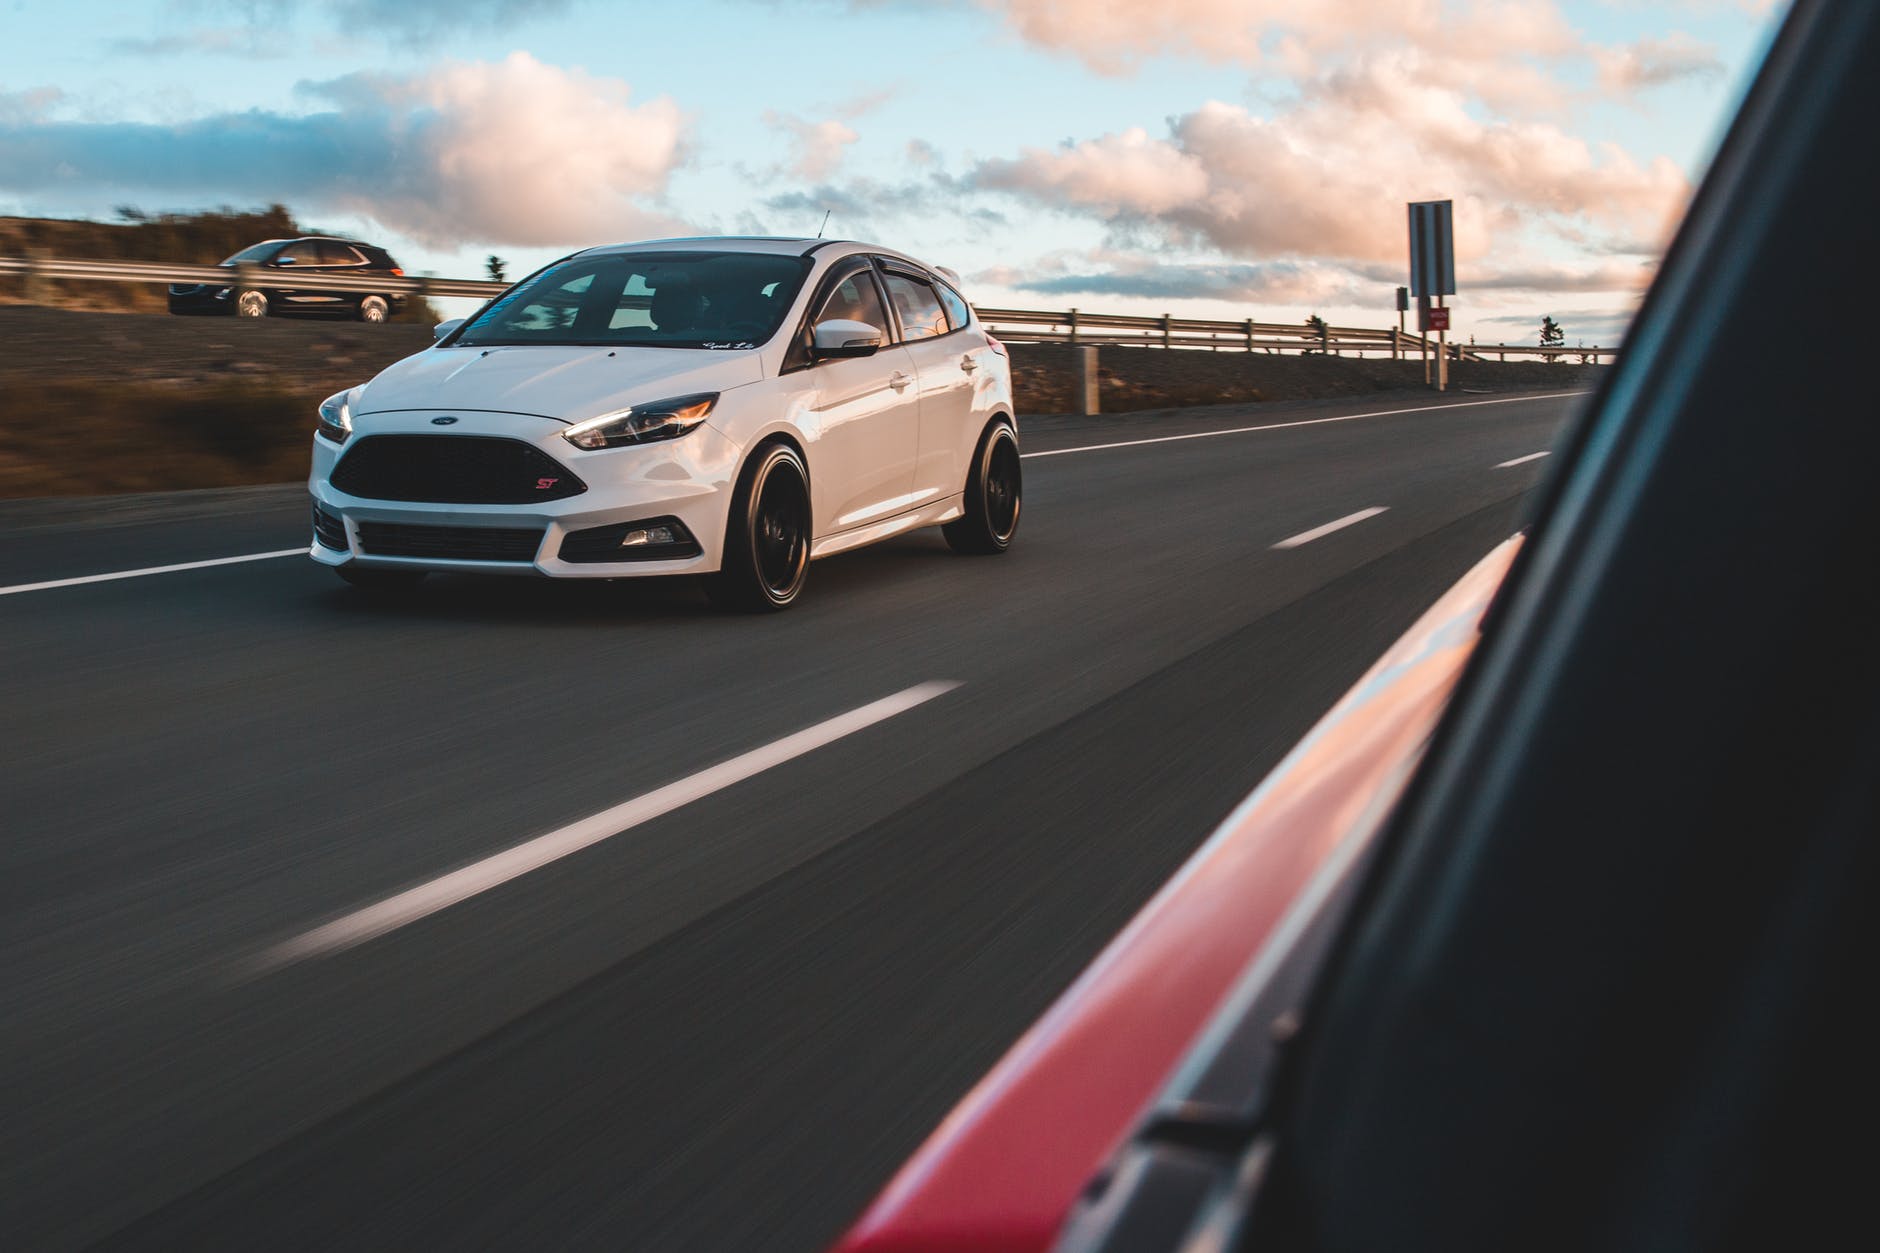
816, 209, 831, 239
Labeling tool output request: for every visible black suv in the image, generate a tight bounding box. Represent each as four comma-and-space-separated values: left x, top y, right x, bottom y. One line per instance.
167, 236, 408, 322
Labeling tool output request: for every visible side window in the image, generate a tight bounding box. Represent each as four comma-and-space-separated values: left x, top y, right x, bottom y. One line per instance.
275, 240, 320, 267
883, 273, 948, 340
815, 270, 889, 336
317, 241, 366, 266
936, 282, 971, 332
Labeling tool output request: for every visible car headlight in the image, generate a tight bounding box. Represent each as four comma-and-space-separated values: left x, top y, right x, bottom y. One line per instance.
562, 393, 718, 450
317, 389, 357, 444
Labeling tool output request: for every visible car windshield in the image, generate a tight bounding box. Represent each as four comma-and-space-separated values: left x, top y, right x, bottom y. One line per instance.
455, 251, 810, 349
220, 242, 281, 265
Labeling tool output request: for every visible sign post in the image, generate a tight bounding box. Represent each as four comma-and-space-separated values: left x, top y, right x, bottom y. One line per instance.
1395, 285, 1408, 359
1408, 200, 1456, 391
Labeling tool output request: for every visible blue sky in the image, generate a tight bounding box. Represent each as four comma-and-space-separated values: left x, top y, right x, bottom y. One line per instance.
0, 0, 1784, 342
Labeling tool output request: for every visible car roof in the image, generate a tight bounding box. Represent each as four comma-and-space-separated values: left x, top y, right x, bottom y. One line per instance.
578, 236, 946, 276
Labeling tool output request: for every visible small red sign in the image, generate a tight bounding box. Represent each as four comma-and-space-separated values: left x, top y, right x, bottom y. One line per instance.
1426, 306, 1451, 332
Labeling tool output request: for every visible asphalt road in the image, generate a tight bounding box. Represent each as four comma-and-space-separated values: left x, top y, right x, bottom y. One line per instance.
0, 387, 1581, 1251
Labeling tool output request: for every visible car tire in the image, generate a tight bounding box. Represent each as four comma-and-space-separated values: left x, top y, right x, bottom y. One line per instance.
235, 290, 269, 318
943, 420, 1022, 554
703, 443, 811, 612
336, 567, 424, 593
358, 295, 389, 323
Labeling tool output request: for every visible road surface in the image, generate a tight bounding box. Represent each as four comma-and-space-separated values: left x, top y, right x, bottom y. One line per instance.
0, 388, 1581, 1250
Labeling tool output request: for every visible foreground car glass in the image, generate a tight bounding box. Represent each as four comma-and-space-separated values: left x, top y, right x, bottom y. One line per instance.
457, 250, 810, 349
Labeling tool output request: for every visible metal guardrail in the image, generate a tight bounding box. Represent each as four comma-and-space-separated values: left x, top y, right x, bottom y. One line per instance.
0, 253, 1619, 361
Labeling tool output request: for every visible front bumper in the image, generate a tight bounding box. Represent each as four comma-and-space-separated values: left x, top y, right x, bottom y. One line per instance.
308, 410, 741, 578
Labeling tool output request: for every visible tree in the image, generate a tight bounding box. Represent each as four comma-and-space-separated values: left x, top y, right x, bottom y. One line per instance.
486, 255, 507, 283
1539, 315, 1566, 351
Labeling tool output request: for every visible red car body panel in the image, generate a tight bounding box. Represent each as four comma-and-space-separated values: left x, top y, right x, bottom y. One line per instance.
832, 537, 1523, 1253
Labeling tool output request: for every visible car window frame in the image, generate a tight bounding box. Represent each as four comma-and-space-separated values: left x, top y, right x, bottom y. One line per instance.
781, 255, 901, 374
875, 259, 966, 344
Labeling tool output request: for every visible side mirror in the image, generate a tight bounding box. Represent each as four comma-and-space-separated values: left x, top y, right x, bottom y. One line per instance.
434, 318, 466, 342
274, 255, 297, 266
811, 319, 883, 359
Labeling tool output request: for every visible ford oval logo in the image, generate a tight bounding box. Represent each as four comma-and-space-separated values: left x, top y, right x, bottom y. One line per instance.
431, 416, 459, 425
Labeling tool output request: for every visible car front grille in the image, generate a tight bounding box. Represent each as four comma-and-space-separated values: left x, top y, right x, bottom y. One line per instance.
354, 522, 545, 563
330, 435, 587, 504
311, 503, 348, 550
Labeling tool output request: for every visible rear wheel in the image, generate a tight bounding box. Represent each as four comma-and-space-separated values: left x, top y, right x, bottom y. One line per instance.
235, 290, 269, 318
336, 567, 424, 593
358, 295, 389, 323
943, 420, 1022, 554
704, 444, 811, 612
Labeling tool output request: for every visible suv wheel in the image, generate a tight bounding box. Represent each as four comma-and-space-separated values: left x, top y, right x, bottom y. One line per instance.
358, 296, 389, 323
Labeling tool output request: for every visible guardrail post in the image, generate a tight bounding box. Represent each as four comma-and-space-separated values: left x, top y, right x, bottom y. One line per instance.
1068, 307, 1079, 345
1245, 319, 1255, 352
23, 247, 50, 305
1074, 345, 1100, 416
1161, 313, 1172, 348
232, 260, 264, 310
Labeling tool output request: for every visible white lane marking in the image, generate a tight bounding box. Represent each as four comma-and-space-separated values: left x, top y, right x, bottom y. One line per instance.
1497, 450, 1552, 467
0, 548, 306, 598
1273, 507, 1390, 550
1020, 391, 1588, 460
254, 680, 962, 969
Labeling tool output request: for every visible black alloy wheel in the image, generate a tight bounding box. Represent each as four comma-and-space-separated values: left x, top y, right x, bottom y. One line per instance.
705, 444, 812, 611
943, 420, 1022, 554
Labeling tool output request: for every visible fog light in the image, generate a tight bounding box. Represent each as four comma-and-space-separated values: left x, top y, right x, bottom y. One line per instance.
621, 524, 680, 547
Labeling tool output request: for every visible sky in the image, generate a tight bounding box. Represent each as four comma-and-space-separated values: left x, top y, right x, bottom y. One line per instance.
0, 0, 1786, 344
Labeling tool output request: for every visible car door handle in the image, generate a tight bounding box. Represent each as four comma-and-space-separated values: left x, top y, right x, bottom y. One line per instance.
960, 355, 978, 373
889, 371, 912, 391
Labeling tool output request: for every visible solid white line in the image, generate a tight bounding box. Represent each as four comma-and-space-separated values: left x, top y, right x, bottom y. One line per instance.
1020, 391, 1588, 460
255, 680, 962, 968
0, 548, 306, 598
1496, 450, 1552, 467
1272, 507, 1390, 550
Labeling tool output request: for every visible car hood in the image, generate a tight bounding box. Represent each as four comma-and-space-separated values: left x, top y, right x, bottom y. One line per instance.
356, 345, 765, 424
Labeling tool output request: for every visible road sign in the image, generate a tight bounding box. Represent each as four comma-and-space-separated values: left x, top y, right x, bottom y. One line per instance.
1395, 285, 1409, 312
1408, 200, 1455, 297
1427, 306, 1451, 332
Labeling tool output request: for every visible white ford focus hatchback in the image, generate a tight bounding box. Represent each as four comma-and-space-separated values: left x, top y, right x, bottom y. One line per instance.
308, 237, 1020, 610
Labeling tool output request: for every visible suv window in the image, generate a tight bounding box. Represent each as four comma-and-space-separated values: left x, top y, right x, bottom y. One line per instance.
317, 240, 367, 266
936, 282, 971, 332
815, 271, 889, 338
275, 240, 320, 267
882, 272, 949, 340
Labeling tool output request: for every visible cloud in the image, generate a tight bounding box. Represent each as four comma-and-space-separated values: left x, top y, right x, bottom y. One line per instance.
0, 52, 687, 247
161, 0, 577, 48
984, 258, 1371, 306
0, 88, 64, 124
1593, 32, 1725, 91
762, 176, 1005, 233
763, 111, 861, 182
971, 73, 1690, 270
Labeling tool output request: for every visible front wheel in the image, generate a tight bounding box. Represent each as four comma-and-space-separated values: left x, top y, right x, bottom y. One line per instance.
235, 290, 269, 318
704, 444, 811, 612
358, 295, 389, 323
943, 421, 1022, 554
